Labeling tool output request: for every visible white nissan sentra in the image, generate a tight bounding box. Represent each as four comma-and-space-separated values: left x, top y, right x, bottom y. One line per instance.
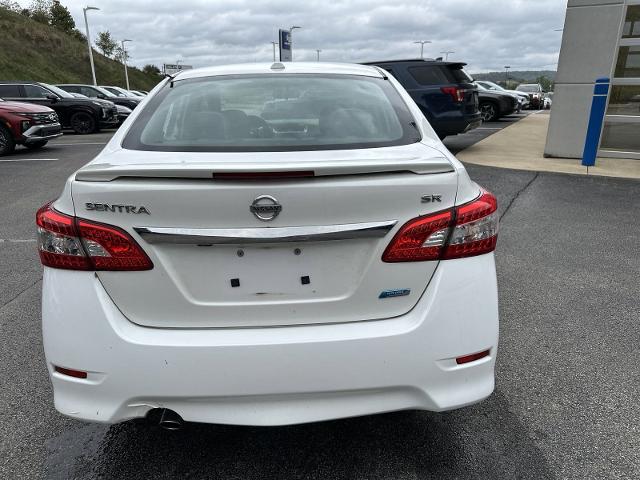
38, 62, 499, 428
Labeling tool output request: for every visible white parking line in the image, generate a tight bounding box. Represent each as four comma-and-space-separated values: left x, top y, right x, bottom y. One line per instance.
0, 239, 36, 243
0, 158, 59, 162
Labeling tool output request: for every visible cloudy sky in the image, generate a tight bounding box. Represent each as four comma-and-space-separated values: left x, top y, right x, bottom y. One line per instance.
20, 0, 567, 73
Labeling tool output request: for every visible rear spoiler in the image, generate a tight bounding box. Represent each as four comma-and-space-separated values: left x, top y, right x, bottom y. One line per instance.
75, 158, 455, 182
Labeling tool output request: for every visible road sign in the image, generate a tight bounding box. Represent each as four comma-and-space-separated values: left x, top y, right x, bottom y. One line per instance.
163, 64, 193, 75
279, 29, 291, 62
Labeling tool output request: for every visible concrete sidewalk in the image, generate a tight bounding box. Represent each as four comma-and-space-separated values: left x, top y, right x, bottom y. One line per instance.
455, 111, 640, 179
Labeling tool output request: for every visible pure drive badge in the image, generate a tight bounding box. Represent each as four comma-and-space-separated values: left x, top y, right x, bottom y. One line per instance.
379, 289, 411, 299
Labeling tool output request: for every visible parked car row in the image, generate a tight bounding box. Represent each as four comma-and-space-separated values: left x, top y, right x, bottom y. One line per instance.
0, 81, 147, 155
1, 66, 542, 155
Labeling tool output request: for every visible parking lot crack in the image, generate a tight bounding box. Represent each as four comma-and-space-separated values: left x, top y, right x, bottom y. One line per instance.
500, 172, 539, 222
0, 278, 42, 311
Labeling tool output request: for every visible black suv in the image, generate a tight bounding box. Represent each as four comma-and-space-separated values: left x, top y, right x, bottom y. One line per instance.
0, 82, 118, 134
362, 59, 481, 139
475, 83, 518, 122
56, 84, 141, 111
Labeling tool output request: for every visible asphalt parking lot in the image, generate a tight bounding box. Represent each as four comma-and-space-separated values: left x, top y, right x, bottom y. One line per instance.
1, 114, 639, 479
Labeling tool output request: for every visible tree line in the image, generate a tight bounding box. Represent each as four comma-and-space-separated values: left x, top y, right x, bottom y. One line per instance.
0, 0, 162, 77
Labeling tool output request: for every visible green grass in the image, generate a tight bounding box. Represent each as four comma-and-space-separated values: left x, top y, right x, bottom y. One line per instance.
0, 7, 161, 90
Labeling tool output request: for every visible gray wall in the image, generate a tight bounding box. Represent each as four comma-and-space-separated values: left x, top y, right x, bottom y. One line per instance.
544, 0, 624, 158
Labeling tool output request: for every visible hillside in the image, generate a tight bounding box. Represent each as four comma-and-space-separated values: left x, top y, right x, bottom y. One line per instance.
0, 7, 161, 90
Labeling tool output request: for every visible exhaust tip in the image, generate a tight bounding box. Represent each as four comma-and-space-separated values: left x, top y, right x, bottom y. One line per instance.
148, 408, 184, 431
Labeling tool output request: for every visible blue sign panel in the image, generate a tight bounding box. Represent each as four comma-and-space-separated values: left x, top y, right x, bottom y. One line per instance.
582, 77, 610, 167
279, 29, 292, 62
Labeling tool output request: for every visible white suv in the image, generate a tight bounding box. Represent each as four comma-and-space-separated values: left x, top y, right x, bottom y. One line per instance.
38, 62, 499, 428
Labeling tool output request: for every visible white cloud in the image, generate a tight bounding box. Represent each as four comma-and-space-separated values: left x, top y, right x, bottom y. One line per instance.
18, 0, 566, 72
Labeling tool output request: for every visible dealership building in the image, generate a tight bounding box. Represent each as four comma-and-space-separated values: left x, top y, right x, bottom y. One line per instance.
545, 0, 640, 160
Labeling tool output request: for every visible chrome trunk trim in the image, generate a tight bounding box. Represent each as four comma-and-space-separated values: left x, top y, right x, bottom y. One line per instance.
134, 220, 397, 245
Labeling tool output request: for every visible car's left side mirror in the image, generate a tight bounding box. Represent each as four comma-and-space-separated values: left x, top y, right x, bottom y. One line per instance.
46, 94, 58, 102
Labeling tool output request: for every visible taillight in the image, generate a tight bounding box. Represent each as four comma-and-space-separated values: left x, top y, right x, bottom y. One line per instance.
442, 191, 498, 260
382, 190, 498, 262
440, 86, 466, 103
382, 210, 452, 262
36, 202, 153, 271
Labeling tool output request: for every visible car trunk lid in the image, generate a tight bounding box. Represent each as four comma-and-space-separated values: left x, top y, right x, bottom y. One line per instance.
72, 143, 459, 328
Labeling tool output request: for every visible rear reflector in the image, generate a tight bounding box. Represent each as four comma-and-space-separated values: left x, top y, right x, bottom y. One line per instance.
382, 189, 498, 262
456, 349, 490, 365
36, 202, 153, 271
54, 366, 88, 379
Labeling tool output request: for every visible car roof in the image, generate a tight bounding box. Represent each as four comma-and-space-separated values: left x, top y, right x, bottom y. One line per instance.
362, 59, 468, 67
172, 62, 384, 81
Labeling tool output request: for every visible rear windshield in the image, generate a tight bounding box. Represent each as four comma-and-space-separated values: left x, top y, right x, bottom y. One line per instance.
43, 83, 75, 99
447, 66, 473, 83
408, 66, 451, 85
408, 65, 473, 86
122, 74, 419, 152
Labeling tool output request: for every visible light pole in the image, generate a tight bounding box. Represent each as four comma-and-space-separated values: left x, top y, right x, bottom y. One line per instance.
440, 50, 454, 61
83, 6, 100, 86
504, 65, 511, 87
413, 40, 431, 59
289, 25, 301, 61
271, 41, 278, 62
316, 49, 322, 61
121, 39, 132, 90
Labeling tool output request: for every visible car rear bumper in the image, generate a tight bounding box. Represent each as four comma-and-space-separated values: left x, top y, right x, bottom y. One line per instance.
434, 113, 482, 136
42, 253, 499, 426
